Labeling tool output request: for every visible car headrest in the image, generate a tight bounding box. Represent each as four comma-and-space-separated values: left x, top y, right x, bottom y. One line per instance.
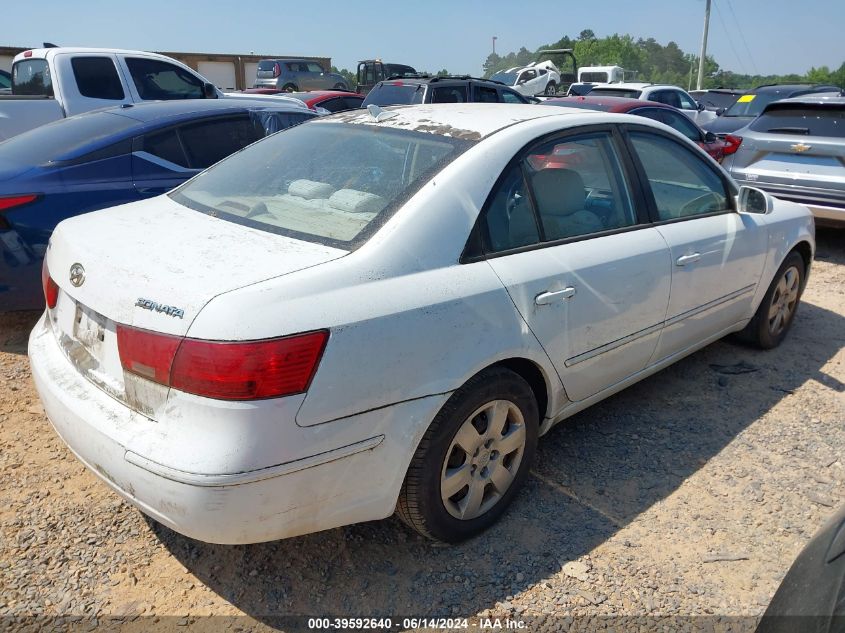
531, 169, 586, 217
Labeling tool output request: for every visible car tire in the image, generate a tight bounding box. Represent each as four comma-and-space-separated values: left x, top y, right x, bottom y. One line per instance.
333, 83, 348, 91
396, 366, 539, 542
281, 83, 297, 93
737, 250, 805, 349
544, 81, 557, 96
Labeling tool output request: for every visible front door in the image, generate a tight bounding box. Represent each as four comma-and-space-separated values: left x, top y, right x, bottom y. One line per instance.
625, 129, 767, 361
480, 129, 671, 403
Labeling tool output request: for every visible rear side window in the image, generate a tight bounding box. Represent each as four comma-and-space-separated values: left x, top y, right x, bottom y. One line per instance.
362, 84, 424, 106
306, 62, 324, 73
142, 129, 188, 167
630, 132, 729, 220
431, 85, 467, 103
476, 86, 498, 103
126, 57, 203, 100
179, 117, 259, 169
71, 57, 125, 100
12, 59, 53, 96
750, 105, 845, 137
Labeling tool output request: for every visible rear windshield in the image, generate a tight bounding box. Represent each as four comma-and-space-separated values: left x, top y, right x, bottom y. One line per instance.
589, 88, 642, 99
385, 65, 416, 78
257, 61, 278, 71
696, 91, 742, 110
750, 105, 845, 137
0, 111, 136, 165
579, 72, 609, 83
541, 99, 612, 111
12, 59, 53, 96
171, 122, 472, 249
362, 83, 425, 107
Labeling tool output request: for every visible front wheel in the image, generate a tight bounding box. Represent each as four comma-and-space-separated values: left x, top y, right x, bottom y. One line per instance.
397, 367, 538, 542
738, 251, 805, 349
544, 81, 557, 96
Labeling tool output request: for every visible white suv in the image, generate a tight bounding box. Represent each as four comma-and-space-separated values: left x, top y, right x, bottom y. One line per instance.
586, 82, 715, 125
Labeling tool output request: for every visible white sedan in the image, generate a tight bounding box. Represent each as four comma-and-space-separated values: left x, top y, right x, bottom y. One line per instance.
30, 104, 815, 544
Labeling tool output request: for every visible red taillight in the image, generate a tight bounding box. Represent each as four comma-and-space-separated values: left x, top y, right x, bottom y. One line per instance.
0, 194, 39, 212
41, 260, 58, 309
116, 326, 328, 401
723, 134, 743, 156
273, 62, 281, 78
23, 50, 33, 58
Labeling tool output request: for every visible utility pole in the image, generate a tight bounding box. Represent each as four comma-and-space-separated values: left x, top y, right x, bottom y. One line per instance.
696, 0, 711, 90
492, 36, 497, 55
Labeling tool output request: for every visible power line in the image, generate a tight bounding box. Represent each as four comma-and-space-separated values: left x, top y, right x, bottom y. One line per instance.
712, 0, 749, 75
724, 0, 760, 76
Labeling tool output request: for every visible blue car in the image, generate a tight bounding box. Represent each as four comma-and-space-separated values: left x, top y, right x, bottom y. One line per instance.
0, 98, 316, 310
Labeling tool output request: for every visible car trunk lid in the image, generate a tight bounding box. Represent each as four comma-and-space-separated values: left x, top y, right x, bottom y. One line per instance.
44, 195, 346, 417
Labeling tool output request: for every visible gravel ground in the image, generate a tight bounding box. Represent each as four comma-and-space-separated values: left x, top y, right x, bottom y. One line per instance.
1, 229, 843, 632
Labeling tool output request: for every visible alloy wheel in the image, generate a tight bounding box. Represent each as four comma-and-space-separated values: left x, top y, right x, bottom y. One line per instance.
768, 265, 800, 336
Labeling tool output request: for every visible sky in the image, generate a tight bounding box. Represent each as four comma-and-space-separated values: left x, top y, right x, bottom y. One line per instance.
4, 0, 843, 77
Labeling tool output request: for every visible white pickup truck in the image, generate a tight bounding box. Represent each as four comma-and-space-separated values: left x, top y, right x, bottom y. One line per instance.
0, 48, 226, 142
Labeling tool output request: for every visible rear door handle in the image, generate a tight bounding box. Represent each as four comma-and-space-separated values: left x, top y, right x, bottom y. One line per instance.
535, 286, 576, 306
676, 253, 701, 266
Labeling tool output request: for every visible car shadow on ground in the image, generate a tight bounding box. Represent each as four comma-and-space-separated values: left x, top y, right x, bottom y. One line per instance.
149, 229, 844, 627
0, 310, 40, 355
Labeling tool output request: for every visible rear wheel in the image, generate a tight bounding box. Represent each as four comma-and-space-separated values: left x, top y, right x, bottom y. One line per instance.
397, 367, 538, 542
544, 81, 557, 96
281, 83, 297, 93
738, 251, 805, 349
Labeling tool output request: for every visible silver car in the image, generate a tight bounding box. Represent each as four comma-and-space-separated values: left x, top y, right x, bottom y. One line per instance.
723, 94, 845, 227
254, 59, 349, 92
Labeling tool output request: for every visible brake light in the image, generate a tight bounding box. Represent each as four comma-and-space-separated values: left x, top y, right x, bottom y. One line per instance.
273, 62, 281, 78
0, 194, 39, 212
23, 50, 32, 58
41, 260, 58, 309
116, 326, 328, 401
723, 134, 743, 156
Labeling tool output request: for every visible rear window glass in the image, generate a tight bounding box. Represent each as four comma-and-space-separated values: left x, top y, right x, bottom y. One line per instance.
12, 59, 53, 96
170, 122, 472, 249
750, 105, 845, 137
580, 72, 609, 83
589, 88, 642, 99
0, 111, 136, 165
257, 61, 278, 71
723, 92, 781, 118
71, 57, 125, 100
362, 83, 425, 106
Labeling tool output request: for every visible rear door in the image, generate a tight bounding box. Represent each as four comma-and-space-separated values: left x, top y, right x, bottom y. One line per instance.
53, 54, 132, 115
480, 126, 671, 403
624, 127, 767, 361
726, 103, 845, 217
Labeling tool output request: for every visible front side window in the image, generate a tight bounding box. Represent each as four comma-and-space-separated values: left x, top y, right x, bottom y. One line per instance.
12, 59, 52, 96
634, 108, 700, 142
476, 86, 498, 103
678, 91, 698, 110
629, 132, 729, 221
501, 90, 524, 104
306, 62, 324, 73
126, 57, 203, 100
524, 134, 636, 241
431, 85, 467, 103
71, 57, 125, 100
651, 90, 681, 109
171, 123, 471, 248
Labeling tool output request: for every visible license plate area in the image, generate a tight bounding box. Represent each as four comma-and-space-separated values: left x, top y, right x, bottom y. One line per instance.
73, 304, 107, 363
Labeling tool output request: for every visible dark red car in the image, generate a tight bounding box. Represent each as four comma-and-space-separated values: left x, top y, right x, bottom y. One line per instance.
241, 89, 364, 113
541, 96, 733, 162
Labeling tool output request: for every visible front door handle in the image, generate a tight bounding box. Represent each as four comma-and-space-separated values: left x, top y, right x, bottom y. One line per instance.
676, 253, 701, 266
535, 286, 576, 306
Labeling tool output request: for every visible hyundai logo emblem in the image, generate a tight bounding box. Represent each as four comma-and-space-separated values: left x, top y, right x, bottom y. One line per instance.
69, 263, 85, 288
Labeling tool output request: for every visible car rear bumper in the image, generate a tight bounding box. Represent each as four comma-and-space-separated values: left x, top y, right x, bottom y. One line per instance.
29, 312, 448, 543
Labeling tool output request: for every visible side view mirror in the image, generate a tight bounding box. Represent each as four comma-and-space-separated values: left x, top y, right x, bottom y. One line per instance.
203, 82, 218, 99
517, 79, 526, 85
696, 101, 706, 111
703, 131, 718, 143
738, 185, 773, 215
716, 107, 726, 116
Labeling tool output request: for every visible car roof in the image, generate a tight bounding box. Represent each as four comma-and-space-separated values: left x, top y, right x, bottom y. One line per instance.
766, 93, 845, 107
14, 48, 182, 62
381, 76, 501, 87
542, 96, 672, 112
315, 103, 611, 140
751, 83, 840, 94
95, 98, 312, 124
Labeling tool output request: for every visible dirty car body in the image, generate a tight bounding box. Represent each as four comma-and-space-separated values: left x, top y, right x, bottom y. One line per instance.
30, 104, 815, 544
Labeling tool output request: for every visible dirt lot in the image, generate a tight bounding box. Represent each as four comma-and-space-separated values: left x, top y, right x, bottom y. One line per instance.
1, 229, 843, 631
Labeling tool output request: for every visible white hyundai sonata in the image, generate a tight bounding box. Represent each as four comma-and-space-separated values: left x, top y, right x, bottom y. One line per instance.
30, 104, 814, 544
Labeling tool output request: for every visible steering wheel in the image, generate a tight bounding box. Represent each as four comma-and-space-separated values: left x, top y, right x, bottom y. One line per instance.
679, 192, 723, 217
